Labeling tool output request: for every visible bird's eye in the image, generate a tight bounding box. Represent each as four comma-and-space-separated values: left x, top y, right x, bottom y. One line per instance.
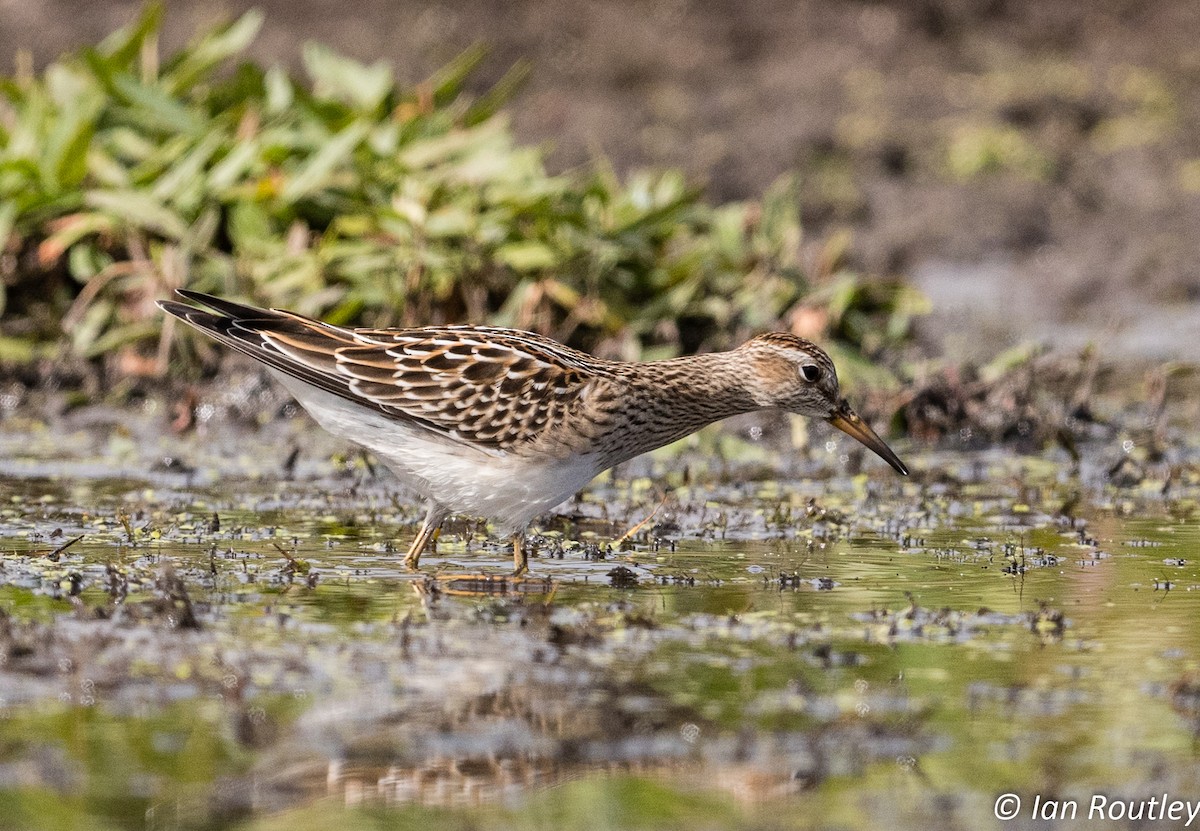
800, 364, 822, 383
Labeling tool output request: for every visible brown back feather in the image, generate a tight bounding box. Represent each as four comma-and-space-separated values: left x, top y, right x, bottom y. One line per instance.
159, 292, 616, 453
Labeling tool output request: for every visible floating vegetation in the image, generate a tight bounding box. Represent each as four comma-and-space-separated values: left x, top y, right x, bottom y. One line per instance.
0, 405, 1199, 829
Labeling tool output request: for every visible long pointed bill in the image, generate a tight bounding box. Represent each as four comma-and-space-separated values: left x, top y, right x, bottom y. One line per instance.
827, 402, 909, 476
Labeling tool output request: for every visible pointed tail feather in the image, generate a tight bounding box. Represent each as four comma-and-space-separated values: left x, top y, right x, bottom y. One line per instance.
157, 293, 357, 406
172, 289, 286, 321
156, 290, 467, 447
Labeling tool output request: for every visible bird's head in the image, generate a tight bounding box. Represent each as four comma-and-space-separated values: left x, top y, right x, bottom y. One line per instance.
738, 333, 908, 475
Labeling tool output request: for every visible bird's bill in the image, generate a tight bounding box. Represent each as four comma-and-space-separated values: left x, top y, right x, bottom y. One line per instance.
827, 403, 909, 476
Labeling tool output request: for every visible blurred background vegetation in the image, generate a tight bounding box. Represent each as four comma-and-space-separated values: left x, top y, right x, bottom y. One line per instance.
0, 5, 924, 388
5, 0, 1196, 375
2, 1, 1194, 441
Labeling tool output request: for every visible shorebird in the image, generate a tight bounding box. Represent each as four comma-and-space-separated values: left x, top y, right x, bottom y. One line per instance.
159, 290, 908, 574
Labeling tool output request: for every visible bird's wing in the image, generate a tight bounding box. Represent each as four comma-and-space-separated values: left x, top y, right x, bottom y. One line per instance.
158, 290, 610, 453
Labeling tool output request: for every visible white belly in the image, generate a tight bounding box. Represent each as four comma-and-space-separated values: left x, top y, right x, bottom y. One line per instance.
270, 372, 601, 533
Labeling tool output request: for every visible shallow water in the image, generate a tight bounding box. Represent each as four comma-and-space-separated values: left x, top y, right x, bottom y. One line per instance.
0, 407, 1198, 830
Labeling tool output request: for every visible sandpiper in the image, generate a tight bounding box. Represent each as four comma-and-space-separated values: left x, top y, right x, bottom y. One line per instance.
159, 290, 908, 574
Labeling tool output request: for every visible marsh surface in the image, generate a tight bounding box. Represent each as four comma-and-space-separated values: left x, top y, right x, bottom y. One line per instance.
0, 404, 1198, 830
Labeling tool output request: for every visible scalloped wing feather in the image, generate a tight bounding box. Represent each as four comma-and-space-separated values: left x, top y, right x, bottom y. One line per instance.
159, 292, 614, 455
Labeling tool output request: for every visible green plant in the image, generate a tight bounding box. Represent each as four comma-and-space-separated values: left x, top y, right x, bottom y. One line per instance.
0, 4, 923, 380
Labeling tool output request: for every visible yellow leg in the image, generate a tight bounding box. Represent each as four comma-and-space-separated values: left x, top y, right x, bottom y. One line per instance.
403, 504, 447, 570
512, 534, 528, 576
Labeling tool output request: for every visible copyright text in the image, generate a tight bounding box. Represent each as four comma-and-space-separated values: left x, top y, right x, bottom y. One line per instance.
994, 793, 1200, 825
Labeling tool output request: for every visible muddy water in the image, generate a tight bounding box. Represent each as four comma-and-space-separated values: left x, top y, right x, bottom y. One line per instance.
0, 407, 1198, 830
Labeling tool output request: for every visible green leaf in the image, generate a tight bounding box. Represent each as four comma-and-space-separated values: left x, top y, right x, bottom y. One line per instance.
424, 205, 476, 238
38, 212, 115, 266
151, 130, 223, 203
84, 189, 190, 240
264, 66, 294, 114
0, 200, 16, 254
425, 43, 487, 106
96, 2, 163, 70
301, 43, 392, 111
847, 344, 904, 389
227, 200, 274, 250
162, 9, 264, 95
84, 143, 129, 188
67, 240, 111, 280
398, 118, 507, 169
495, 240, 558, 272
207, 139, 259, 191
981, 341, 1042, 384
101, 126, 157, 164
463, 60, 531, 126
110, 74, 204, 134
0, 334, 36, 363
279, 121, 368, 203
81, 319, 160, 358
824, 274, 861, 322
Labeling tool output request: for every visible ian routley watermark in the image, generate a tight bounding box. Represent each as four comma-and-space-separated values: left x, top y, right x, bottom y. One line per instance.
994, 792, 1200, 825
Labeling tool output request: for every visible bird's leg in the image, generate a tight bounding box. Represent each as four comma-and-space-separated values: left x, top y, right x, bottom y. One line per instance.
404, 504, 447, 570
512, 533, 528, 576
